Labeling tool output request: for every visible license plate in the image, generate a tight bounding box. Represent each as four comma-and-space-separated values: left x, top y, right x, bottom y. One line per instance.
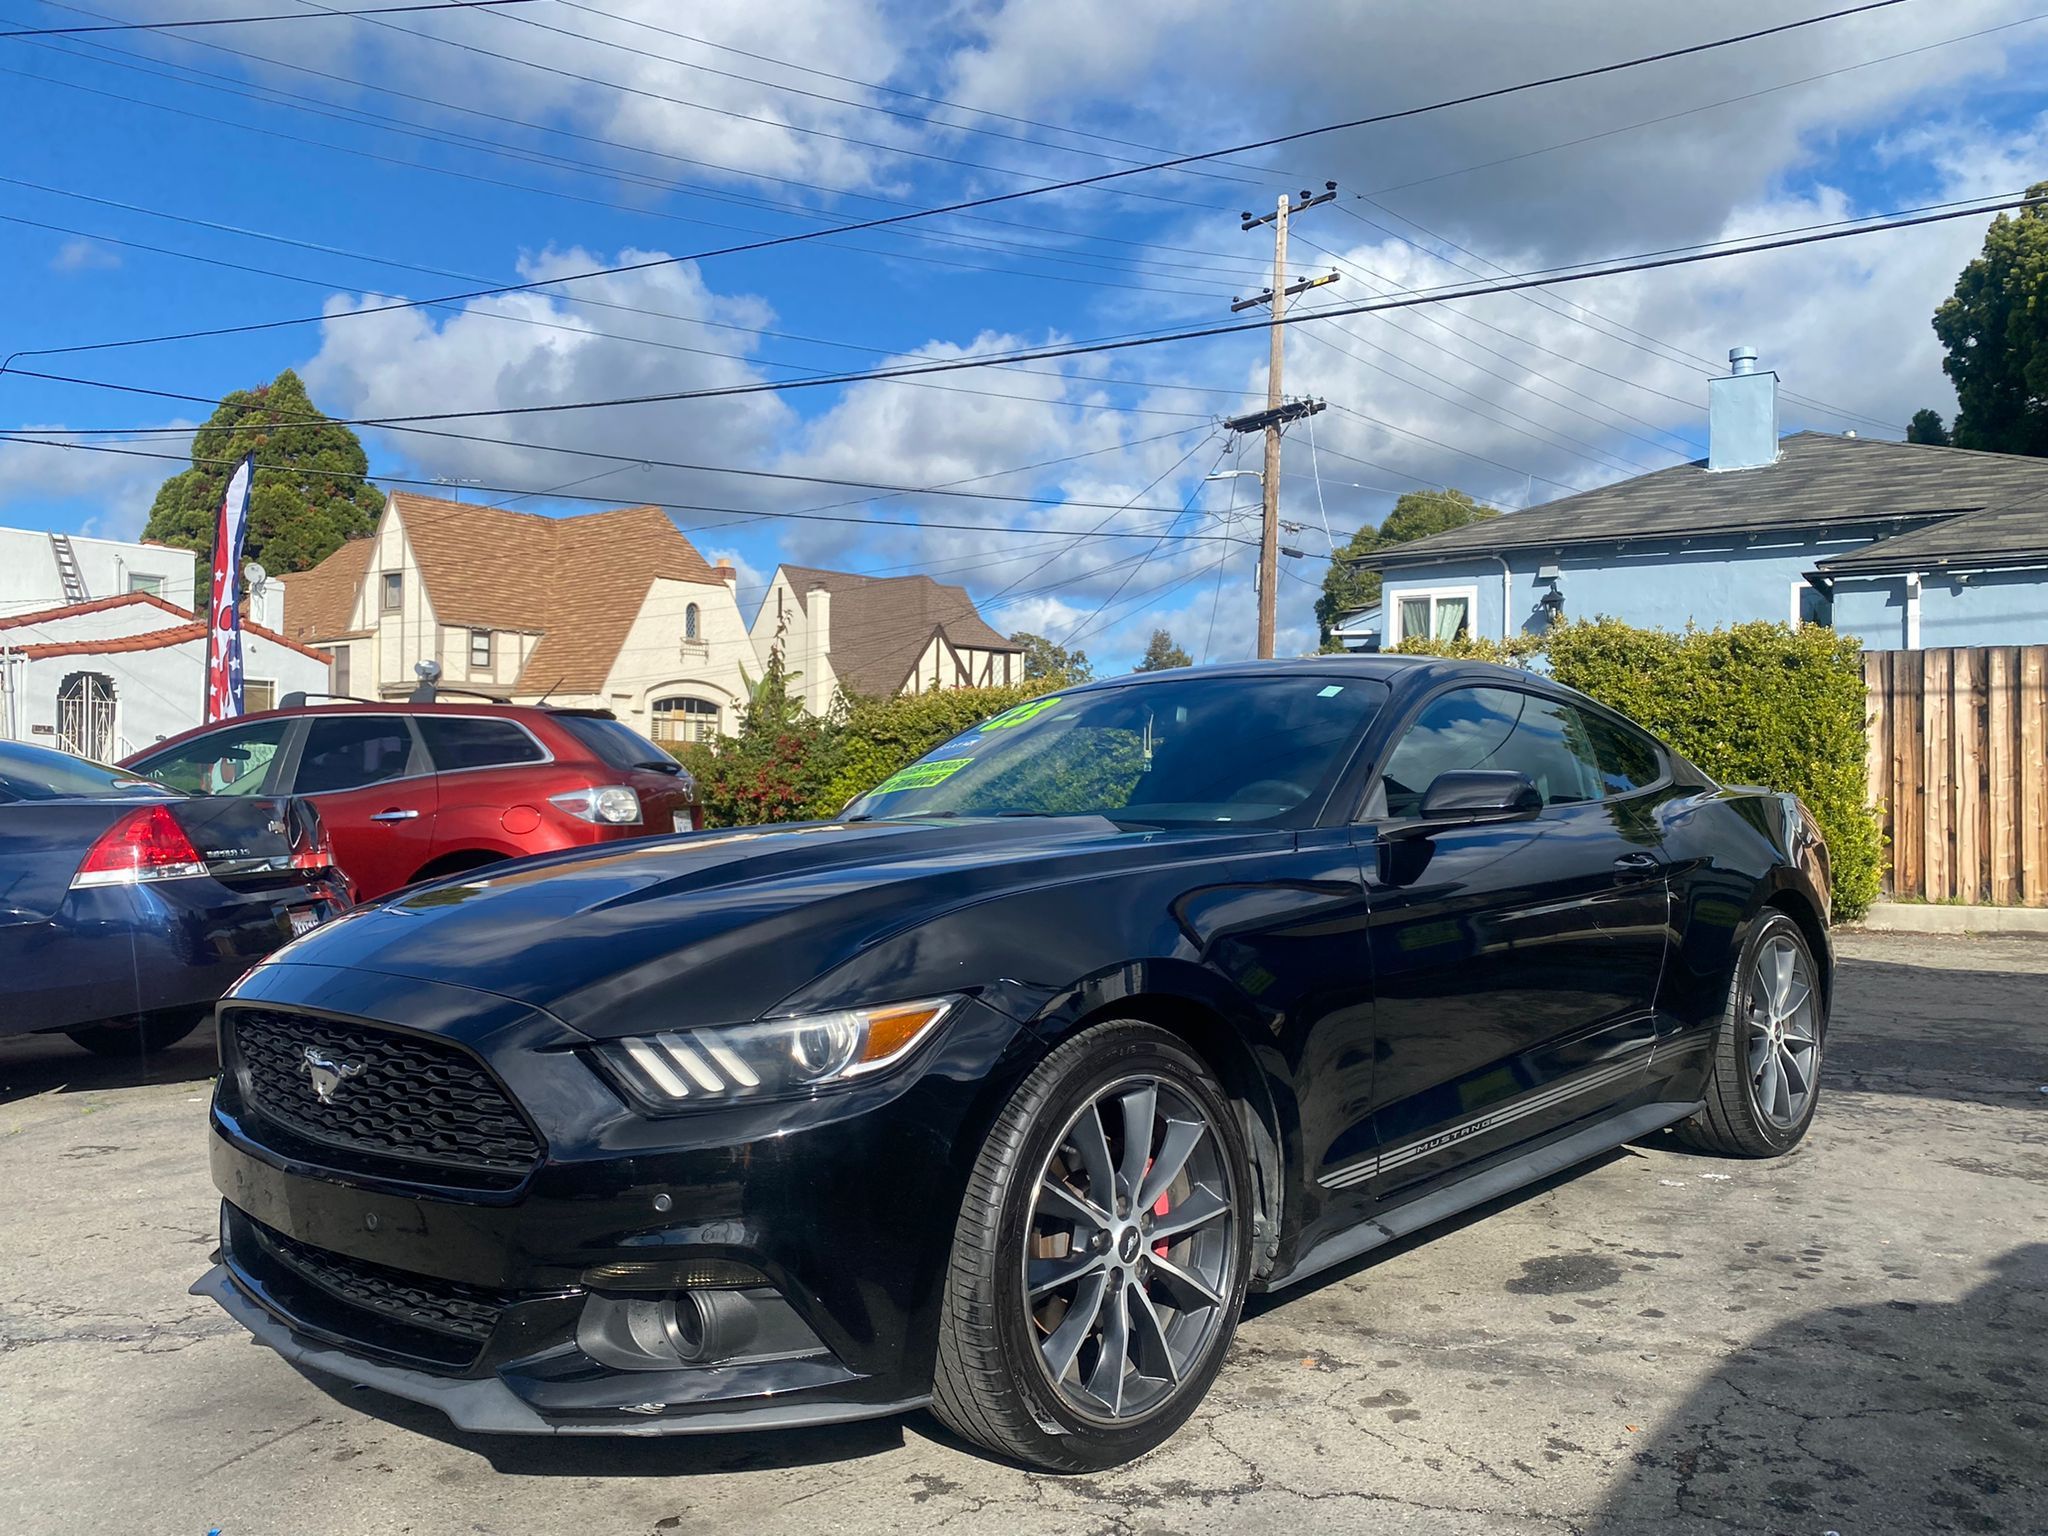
286, 906, 324, 937
672, 812, 692, 832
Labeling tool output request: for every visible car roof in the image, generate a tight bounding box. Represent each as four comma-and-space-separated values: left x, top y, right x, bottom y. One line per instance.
127, 698, 620, 761
1054, 654, 1544, 696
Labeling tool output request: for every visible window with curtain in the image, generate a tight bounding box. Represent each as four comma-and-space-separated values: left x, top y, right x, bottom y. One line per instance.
1393, 589, 1475, 644
651, 696, 720, 744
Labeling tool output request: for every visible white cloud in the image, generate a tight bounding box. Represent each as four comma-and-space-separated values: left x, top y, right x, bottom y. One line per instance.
0, 426, 195, 541
49, 238, 120, 274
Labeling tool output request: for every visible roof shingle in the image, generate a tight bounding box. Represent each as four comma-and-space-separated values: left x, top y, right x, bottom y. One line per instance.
1373, 433, 2048, 568
778, 565, 1020, 698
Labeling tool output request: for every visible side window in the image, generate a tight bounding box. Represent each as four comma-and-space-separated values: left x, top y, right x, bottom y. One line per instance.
1376, 687, 1602, 816
415, 716, 547, 771
294, 716, 416, 794
1578, 710, 1664, 797
130, 719, 293, 796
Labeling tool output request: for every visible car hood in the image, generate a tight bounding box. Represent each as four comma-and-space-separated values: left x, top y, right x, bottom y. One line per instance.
253, 816, 1289, 1033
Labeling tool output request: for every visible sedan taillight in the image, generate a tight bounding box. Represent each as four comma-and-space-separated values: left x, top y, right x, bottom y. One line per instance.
550, 785, 644, 825
71, 804, 209, 888
291, 815, 336, 871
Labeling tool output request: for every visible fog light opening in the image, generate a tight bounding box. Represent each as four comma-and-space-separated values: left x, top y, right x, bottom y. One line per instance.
661, 1289, 759, 1365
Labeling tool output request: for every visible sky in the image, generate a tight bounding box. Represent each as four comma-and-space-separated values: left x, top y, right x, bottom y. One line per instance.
2, 0, 2046, 669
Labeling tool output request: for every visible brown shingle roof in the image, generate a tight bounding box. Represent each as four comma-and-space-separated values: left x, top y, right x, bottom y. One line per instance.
392, 494, 719, 694
778, 565, 1021, 698
278, 536, 373, 642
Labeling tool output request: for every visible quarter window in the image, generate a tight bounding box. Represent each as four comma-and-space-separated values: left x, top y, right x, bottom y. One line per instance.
294, 716, 414, 794
415, 716, 546, 771
1375, 687, 1605, 817
1578, 711, 1664, 796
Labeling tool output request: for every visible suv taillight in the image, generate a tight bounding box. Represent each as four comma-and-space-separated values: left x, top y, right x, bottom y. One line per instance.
290, 815, 335, 871
71, 804, 208, 888
550, 785, 644, 825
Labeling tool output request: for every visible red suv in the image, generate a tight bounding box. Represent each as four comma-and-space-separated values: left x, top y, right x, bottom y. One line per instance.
123, 702, 698, 902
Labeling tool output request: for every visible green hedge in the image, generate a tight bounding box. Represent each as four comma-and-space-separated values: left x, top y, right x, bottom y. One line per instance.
1393, 620, 1883, 920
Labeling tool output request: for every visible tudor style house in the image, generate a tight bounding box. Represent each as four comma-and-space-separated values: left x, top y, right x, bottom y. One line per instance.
278, 493, 758, 744
1372, 347, 2048, 652
750, 564, 1024, 712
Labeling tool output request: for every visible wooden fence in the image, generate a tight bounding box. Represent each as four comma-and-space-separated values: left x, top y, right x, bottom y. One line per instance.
1864, 646, 2048, 907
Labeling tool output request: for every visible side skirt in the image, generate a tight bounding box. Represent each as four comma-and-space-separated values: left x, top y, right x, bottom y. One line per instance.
1265, 1099, 1702, 1292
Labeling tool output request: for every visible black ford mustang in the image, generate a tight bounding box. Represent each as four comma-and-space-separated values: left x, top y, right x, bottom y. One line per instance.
195, 657, 1831, 1470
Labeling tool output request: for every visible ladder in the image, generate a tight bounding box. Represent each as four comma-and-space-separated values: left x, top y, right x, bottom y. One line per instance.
48, 533, 90, 604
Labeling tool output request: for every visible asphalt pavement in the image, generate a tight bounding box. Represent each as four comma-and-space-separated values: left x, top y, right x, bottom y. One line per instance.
1, 929, 2042, 1535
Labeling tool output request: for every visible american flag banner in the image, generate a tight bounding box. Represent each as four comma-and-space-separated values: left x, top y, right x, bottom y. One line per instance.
202, 454, 255, 723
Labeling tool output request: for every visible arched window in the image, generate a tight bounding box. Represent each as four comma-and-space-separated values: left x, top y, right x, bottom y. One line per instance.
651, 695, 720, 744
684, 603, 702, 642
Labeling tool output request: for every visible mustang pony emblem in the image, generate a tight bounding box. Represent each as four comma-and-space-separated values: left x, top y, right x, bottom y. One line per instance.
301, 1046, 366, 1104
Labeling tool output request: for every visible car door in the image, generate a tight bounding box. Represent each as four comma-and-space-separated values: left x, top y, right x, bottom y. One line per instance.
1341, 684, 1671, 1200
284, 714, 435, 899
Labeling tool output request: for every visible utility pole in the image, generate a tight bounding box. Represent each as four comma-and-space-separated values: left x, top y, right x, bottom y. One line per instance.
1232, 182, 1338, 658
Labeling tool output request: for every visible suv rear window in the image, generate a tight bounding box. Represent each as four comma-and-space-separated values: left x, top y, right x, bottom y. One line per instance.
552, 714, 671, 772
415, 716, 548, 771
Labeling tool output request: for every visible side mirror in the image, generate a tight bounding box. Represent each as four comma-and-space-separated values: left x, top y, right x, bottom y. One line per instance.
1387, 770, 1542, 838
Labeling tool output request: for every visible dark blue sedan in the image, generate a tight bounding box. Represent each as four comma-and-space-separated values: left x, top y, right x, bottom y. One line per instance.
0, 739, 349, 1056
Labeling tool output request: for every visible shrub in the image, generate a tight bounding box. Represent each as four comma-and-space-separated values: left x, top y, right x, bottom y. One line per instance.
1543, 620, 1883, 921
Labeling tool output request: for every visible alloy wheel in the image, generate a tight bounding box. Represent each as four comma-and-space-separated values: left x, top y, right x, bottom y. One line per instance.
1746, 933, 1821, 1129
1023, 1073, 1238, 1423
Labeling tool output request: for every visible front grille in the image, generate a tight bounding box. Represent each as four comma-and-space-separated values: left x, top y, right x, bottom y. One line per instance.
224, 1007, 543, 1187
250, 1217, 515, 1344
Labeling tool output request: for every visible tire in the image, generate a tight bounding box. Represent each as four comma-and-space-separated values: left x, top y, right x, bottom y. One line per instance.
66, 1007, 209, 1058
1674, 910, 1826, 1157
931, 1020, 1252, 1472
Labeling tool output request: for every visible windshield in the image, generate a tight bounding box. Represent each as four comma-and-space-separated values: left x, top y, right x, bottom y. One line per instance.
845, 674, 1388, 827
0, 740, 182, 803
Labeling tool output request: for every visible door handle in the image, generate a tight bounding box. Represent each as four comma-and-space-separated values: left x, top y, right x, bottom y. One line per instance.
1613, 851, 1661, 876
370, 809, 420, 822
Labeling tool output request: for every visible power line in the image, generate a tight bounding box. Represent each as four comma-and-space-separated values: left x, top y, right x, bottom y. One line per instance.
0, 0, 534, 38
22, 0, 1308, 283
28, 191, 2022, 432
1, 0, 1912, 367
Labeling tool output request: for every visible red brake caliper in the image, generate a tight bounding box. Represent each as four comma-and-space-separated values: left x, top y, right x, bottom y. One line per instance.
1149, 1158, 1171, 1256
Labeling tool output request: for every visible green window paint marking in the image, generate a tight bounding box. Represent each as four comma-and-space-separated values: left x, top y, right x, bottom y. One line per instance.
873, 757, 973, 794
982, 696, 1065, 731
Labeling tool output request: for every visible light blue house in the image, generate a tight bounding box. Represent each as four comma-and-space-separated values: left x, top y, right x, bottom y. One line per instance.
1374, 348, 2048, 652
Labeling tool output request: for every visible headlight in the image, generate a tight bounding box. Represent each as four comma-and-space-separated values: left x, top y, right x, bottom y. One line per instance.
551, 785, 643, 825
599, 997, 959, 1106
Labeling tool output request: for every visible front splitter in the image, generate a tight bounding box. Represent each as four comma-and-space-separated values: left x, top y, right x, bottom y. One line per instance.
192, 1265, 931, 1437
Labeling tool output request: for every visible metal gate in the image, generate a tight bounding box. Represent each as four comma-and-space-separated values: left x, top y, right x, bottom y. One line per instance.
56, 671, 117, 761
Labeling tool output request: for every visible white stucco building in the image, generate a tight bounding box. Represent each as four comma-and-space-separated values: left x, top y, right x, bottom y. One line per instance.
278, 493, 762, 743
0, 592, 330, 760
0, 525, 199, 616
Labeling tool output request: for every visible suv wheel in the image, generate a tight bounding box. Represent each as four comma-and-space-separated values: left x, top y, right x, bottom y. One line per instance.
931, 1020, 1251, 1471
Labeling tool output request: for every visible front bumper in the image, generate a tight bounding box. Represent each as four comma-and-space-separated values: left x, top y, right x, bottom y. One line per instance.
199, 960, 1030, 1436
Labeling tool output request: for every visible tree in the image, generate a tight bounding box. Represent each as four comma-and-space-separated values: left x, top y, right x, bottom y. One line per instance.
1135, 628, 1192, 671
1010, 630, 1093, 685
1907, 409, 1951, 447
1931, 183, 2048, 457
1315, 488, 1499, 646
143, 369, 384, 573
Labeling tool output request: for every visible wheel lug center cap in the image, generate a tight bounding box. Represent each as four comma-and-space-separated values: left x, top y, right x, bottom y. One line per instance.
1118, 1228, 1142, 1263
